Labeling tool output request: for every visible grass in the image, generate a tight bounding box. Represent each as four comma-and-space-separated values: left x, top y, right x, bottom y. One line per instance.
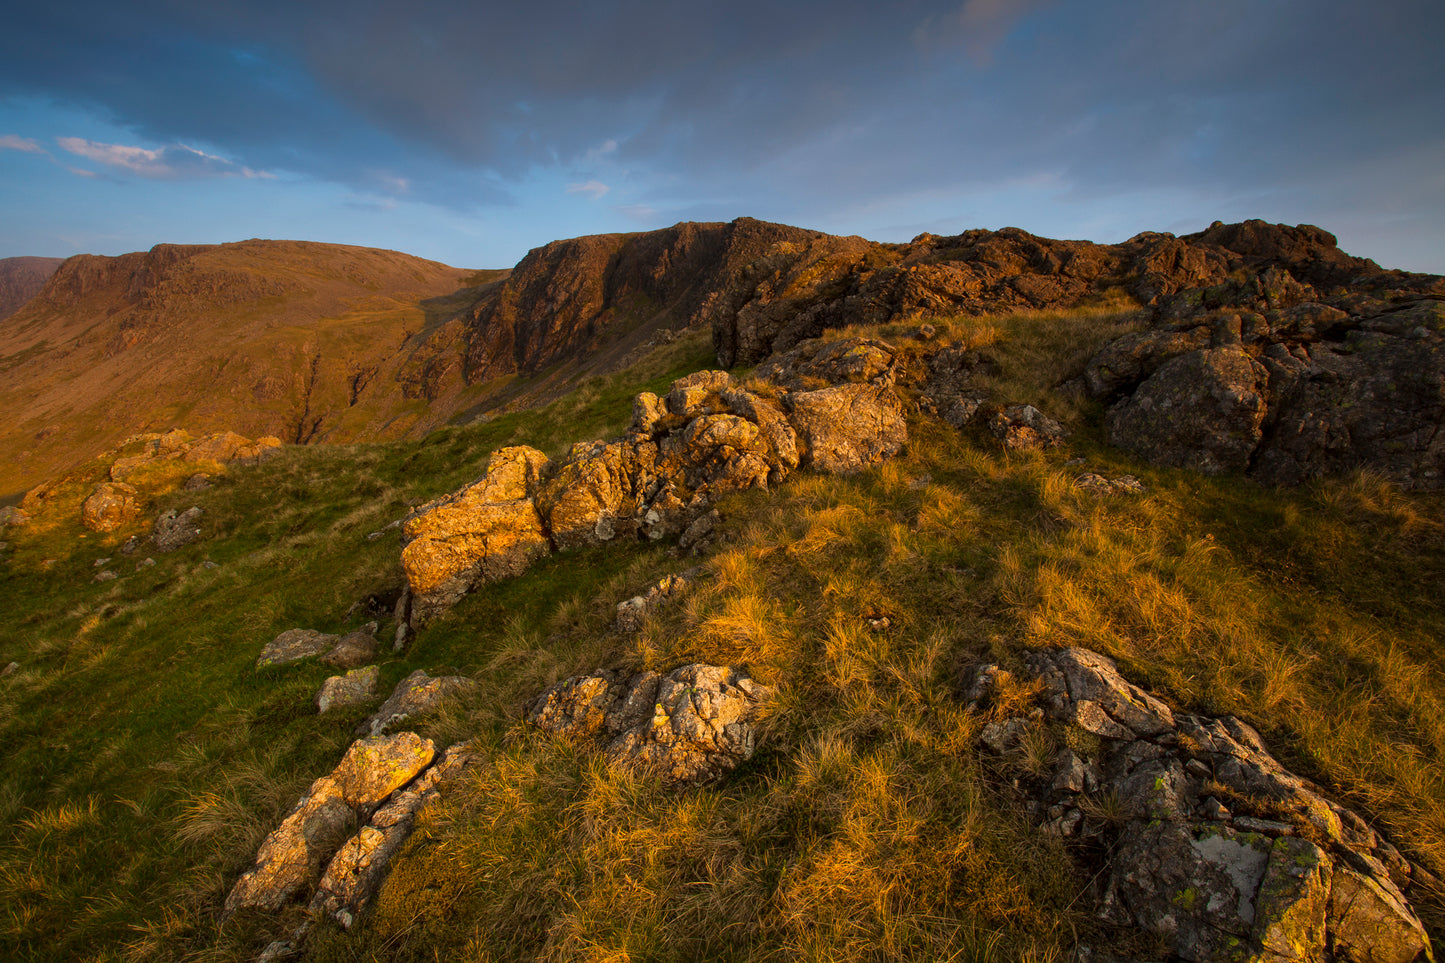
1, 310, 1442, 961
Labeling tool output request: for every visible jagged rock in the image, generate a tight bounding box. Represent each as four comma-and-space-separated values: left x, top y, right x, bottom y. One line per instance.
182, 473, 211, 491
361, 669, 476, 738
223, 732, 436, 917
536, 439, 639, 550
152, 506, 204, 552
81, 482, 140, 533
93, 570, 117, 583
257, 629, 339, 669
616, 573, 692, 634
1087, 263, 1445, 489
988, 404, 1066, 452
1106, 346, 1269, 475
310, 742, 482, 928
969, 648, 1431, 963
528, 663, 772, 786
399, 354, 913, 621
787, 383, 907, 474
316, 666, 380, 713
322, 623, 379, 670
400, 446, 552, 624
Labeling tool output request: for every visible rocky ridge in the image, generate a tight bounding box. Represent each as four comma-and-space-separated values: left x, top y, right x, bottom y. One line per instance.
399, 359, 908, 622
1080, 257, 1445, 488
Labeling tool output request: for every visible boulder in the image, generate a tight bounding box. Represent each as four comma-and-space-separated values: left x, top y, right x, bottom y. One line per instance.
152, 506, 205, 552
988, 404, 1066, 452
1106, 346, 1269, 475
322, 623, 380, 670
968, 648, 1431, 963
400, 446, 552, 623
316, 666, 380, 713
81, 482, 140, 533
787, 383, 907, 474
223, 732, 436, 917
257, 629, 338, 669
361, 669, 476, 738
528, 663, 772, 786
310, 742, 482, 928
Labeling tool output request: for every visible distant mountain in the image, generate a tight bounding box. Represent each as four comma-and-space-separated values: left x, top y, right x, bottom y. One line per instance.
0, 256, 66, 320
0, 241, 493, 499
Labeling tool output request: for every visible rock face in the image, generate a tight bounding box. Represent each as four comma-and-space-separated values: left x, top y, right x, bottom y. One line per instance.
223, 732, 437, 917
1082, 236, 1445, 488
965, 648, 1433, 963
527, 663, 772, 786
400, 354, 907, 622
400, 447, 552, 624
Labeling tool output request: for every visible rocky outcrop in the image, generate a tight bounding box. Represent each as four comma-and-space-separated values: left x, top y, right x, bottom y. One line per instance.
257, 623, 379, 671
257, 629, 339, 669
988, 404, 1067, 453
360, 669, 476, 738
1084, 254, 1445, 488
152, 506, 204, 552
309, 743, 482, 930
223, 732, 437, 917
528, 663, 772, 786
401, 355, 907, 622
965, 648, 1434, 963
400, 447, 552, 623
80, 482, 139, 532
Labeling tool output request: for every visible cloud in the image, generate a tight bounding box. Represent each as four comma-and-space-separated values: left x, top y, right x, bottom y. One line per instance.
585, 139, 619, 161
916, 0, 1054, 64
566, 179, 610, 199
0, 134, 44, 153
56, 137, 272, 179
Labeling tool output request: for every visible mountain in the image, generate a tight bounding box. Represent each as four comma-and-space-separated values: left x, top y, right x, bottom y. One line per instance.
0, 241, 494, 499
10, 217, 1439, 505
0, 256, 65, 320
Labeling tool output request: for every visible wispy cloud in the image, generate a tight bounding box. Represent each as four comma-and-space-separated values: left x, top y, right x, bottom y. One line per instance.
915, 0, 1054, 64
55, 137, 272, 180
566, 179, 610, 199
0, 134, 45, 154
585, 138, 619, 161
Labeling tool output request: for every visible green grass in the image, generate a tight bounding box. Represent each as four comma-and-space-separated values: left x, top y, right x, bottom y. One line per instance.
1, 313, 1441, 962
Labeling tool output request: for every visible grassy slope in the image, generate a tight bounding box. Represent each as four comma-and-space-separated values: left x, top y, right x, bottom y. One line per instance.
0, 318, 1441, 963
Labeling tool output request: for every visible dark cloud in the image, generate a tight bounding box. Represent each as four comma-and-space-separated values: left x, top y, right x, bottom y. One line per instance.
1, 0, 1442, 263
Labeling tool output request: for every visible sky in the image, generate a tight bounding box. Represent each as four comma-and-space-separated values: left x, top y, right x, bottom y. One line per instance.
2, 0, 1443, 273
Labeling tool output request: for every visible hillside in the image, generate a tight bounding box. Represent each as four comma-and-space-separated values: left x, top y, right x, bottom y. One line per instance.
10, 216, 1440, 507
0, 219, 1441, 963
0, 256, 65, 320
0, 241, 494, 500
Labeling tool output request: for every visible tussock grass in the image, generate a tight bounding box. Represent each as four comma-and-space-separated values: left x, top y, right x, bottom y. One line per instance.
2, 309, 1444, 960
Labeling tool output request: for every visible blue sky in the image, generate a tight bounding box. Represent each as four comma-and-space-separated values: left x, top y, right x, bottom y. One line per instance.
2, 0, 1442, 272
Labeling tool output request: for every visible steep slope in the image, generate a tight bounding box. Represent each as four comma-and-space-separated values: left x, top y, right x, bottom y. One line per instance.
0, 241, 491, 499
0, 256, 65, 320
